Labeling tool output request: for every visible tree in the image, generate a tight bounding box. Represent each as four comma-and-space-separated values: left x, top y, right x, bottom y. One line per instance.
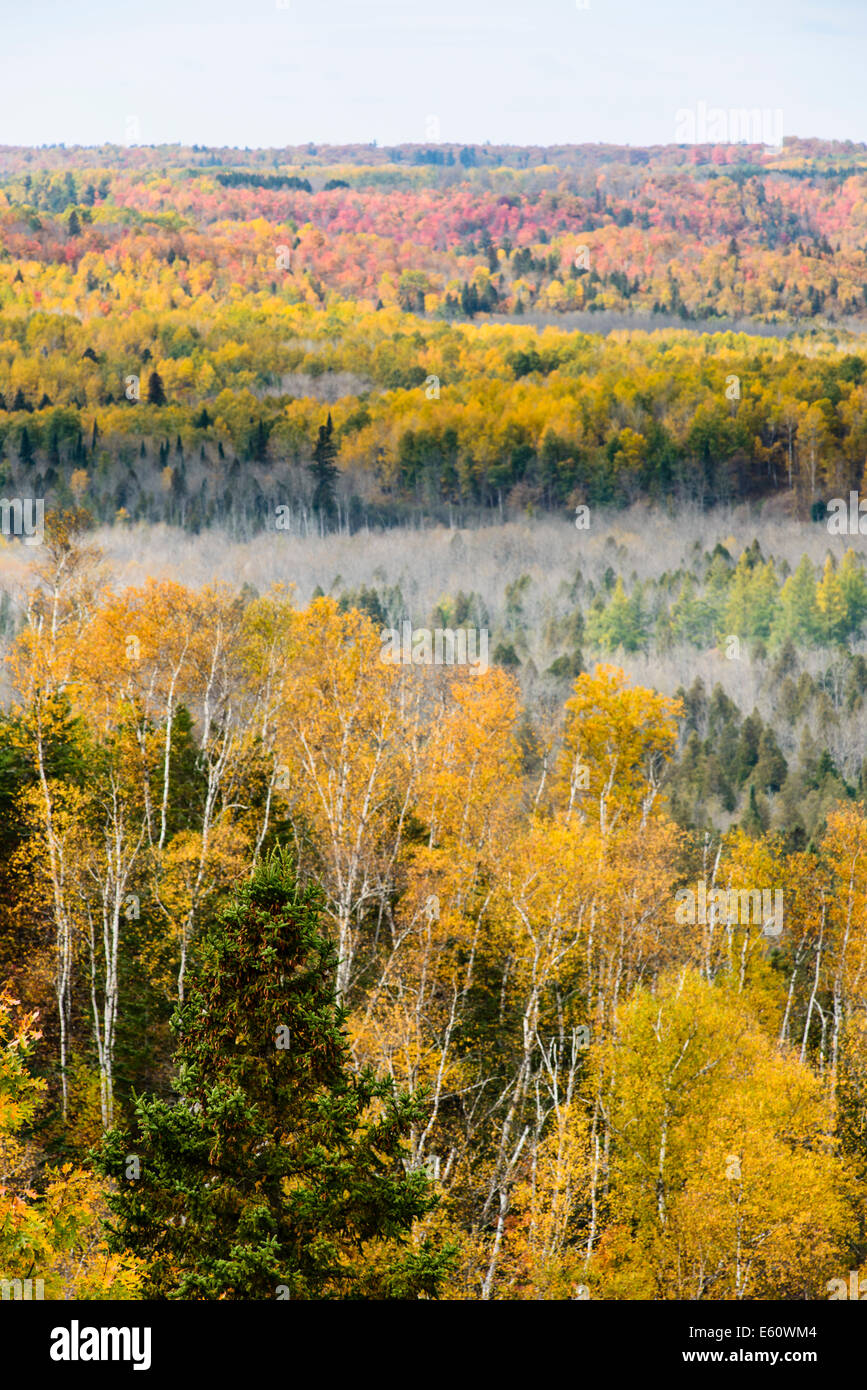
753, 727, 787, 793
773, 555, 818, 648
796, 402, 830, 502
147, 371, 167, 407
66, 209, 81, 237
0, 986, 143, 1298
587, 576, 647, 652
557, 664, 682, 830
593, 970, 857, 1300
18, 426, 34, 466
97, 851, 452, 1299
816, 555, 849, 645
837, 549, 867, 640
740, 783, 768, 836
725, 556, 778, 643
309, 413, 339, 526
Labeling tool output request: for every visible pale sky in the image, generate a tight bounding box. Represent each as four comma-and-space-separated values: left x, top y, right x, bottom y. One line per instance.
1, 0, 864, 150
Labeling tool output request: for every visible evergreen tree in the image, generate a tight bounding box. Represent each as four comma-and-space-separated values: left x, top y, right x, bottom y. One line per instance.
66, 208, 81, 237
587, 576, 646, 652
147, 371, 167, 406
671, 574, 709, 647
741, 783, 767, 836
254, 419, 268, 461
838, 550, 867, 639
309, 413, 339, 525
97, 851, 451, 1300
816, 555, 848, 645
18, 427, 34, 467
734, 710, 763, 786
753, 727, 788, 793
772, 553, 816, 644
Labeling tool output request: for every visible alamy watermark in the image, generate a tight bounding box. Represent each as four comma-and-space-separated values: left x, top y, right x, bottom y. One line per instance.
0, 498, 44, 546
827, 1271, 867, 1299
380, 622, 489, 674
2, 1277, 44, 1300
827, 492, 867, 535
675, 880, 783, 937
675, 103, 783, 148
50, 1322, 151, 1370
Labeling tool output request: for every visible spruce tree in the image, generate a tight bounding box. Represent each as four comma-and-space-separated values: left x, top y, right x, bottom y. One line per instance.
741, 783, 768, 836
97, 851, 451, 1300
309, 413, 339, 525
147, 370, 167, 406
18, 427, 34, 467
753, 728, 788, 794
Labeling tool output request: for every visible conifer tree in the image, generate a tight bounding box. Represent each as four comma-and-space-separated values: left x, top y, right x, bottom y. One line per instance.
18, 426, 34, 467
309, 413, 339, 525
753, 727, 788, 793
147, 371, 167, 407
97, 851, 451, 1300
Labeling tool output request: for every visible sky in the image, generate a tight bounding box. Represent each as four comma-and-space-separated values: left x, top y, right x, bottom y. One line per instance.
1, 0, 865, 150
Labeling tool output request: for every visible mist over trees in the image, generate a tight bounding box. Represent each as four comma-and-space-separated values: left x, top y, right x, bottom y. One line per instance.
3, 140, 867, 1303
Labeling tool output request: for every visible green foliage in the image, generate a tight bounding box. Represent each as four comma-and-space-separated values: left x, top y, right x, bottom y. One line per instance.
309, 413, 339, 522
97, 851, 452, 1300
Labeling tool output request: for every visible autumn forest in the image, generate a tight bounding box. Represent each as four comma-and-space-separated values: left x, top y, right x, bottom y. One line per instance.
2, 135, 867, 1307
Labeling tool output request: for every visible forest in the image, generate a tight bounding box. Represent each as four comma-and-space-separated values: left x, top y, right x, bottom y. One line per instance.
2, 139, 867, 532
1, 141, 867, 1302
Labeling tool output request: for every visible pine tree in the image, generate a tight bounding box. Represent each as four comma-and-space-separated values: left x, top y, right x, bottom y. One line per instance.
753, 728, 788, 793
96, 851, 452, 1300
734, 710, 763, 786
147, 371, 167, 407
309, 413, 339, 525
18, 427, 34, 467
67, 209, 81, 237
816, 555, 848, 645
838, 549, 867, 639
778, 553, 816, 644
740, 782, 767, 836
254, 419, 268, 461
